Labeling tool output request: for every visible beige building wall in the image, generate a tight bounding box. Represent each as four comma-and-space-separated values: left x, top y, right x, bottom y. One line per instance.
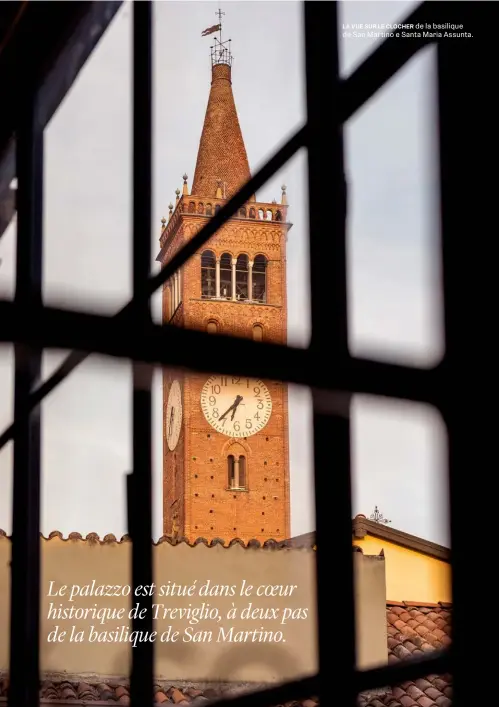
0, 536, 386, 682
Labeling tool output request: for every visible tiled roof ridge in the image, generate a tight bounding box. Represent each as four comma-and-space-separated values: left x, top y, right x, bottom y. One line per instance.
0, 528, 318, 550
387, 599, 453, 609
352, 515, 450, 562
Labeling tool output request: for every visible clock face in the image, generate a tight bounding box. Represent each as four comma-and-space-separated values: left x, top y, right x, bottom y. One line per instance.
200, 375, 272, 438
166, 379, 183, 451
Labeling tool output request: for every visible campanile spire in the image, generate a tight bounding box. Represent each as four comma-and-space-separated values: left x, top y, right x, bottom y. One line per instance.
192, 11, 252, 201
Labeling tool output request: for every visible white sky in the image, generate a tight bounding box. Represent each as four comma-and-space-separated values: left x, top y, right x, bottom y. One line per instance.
0, 1, 449, 546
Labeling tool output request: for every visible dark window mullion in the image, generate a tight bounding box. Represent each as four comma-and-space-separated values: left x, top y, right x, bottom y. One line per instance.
437, 5, 487, 705
304, 3, 355, 707
128, 4, 154, 707
9, 65, 44, 707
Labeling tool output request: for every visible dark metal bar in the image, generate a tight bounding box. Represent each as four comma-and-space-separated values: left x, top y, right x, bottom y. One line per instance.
127, 4, 154, 707
8, 55, 44, 707
437, 4, 486, 705
304, 3, 354, 707
0, 300, 444, 407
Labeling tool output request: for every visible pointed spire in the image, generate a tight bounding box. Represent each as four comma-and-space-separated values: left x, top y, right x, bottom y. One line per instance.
192, 18, 252, 201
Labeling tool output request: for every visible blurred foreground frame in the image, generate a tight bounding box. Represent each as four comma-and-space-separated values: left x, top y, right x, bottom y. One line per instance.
0, 1, 491, 707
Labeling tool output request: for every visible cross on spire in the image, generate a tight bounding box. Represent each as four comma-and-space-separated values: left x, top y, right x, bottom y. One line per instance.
216, 8, 225, 26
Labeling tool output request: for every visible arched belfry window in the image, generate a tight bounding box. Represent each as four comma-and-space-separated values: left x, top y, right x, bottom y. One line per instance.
227, 455, 235, 489
276, 210, 282, 222
239, 456, 246, 488
188, 201, 195, 213
249, 208, 256, 219
227, 450, 247, 490
201, 250, 216, 299
266, 210, 272, 221
220, 253, 232, 299
215, 204, 221, 215
168, 268, 183, 317
253, 254, 267, 303
239, 207, 247, 218
253, 324, 263, 342
206, 203, 213, 216
235, 254, 249, 300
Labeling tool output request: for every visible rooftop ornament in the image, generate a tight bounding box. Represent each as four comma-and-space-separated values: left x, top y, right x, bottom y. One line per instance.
370, 506, 391, 525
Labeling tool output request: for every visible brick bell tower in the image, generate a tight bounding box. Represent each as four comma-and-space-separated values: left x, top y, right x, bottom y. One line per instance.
157, 17, 291, 544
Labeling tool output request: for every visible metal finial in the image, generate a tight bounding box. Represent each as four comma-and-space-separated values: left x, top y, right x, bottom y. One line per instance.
175, 188, 180, 196
161, 217, 167, 225
168, 203, 173, 211
370, 506, 391, 525
183, 173, 188, 183
281, 184, 287, 192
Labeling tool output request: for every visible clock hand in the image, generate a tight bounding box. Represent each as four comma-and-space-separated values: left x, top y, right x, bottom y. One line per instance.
230, 395, 244, 421
219, 396, 240, 421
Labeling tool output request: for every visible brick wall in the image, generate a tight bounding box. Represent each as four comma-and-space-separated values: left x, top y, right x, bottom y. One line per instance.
161, 210, 291, 543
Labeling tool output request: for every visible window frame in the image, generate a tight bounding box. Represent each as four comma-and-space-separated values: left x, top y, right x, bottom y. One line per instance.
0, 2, 484, 707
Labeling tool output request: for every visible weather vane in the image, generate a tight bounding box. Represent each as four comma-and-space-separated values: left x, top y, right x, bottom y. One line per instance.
201, 7, 232, 68
370, 506, 391, 525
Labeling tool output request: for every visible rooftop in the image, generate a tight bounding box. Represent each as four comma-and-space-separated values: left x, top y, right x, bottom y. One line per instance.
0, 603, 452, 707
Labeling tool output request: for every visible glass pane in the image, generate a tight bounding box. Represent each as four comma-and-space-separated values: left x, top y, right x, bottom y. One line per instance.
341, 2, 444, 367
43, 6, 132, 315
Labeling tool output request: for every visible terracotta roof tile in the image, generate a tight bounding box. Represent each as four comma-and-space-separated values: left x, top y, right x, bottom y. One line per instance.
0, 605, 452, 707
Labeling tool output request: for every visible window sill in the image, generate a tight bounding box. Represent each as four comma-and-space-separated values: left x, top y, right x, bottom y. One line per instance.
194, 298, 279, 308
226, 487, 248, 493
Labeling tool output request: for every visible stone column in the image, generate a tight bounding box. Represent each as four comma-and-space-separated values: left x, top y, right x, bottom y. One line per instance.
231, 258, 237, 301
248, 260, 254, 301
215, 258, 221, 298
234, 458, 240, 488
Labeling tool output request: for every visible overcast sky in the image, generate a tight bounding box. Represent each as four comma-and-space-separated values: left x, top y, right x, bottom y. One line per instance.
0, 1, 449, 546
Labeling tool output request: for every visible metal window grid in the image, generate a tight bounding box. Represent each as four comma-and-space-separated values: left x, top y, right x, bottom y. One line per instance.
0, 1, 488, 706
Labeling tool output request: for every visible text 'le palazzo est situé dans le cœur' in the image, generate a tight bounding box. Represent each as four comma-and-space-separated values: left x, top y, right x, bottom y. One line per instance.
45, 579, 309, 646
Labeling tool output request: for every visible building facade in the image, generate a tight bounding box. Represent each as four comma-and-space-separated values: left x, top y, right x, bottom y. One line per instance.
158, 38, 291, 543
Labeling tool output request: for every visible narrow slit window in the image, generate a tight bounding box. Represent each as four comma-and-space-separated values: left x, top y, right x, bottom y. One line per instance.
253, 254, 267, 303
201, 250, 216, 299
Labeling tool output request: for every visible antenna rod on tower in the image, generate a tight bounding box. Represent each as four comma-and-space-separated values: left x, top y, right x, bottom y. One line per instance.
217, 8, 225, 44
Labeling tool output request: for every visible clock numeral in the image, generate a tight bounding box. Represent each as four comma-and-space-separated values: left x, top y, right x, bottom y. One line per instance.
220, 377, 228, 386
245, 419, 252, 429
254, 386, 261, 396
232, 377, 240, 385
256, 399, 264, 410
211, 385, 221, 394
209, 395, 216, 405
254, 412, 260, 421
221, 417, 227, 426
233, 421, 240, 432
212, 408, 219, 418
